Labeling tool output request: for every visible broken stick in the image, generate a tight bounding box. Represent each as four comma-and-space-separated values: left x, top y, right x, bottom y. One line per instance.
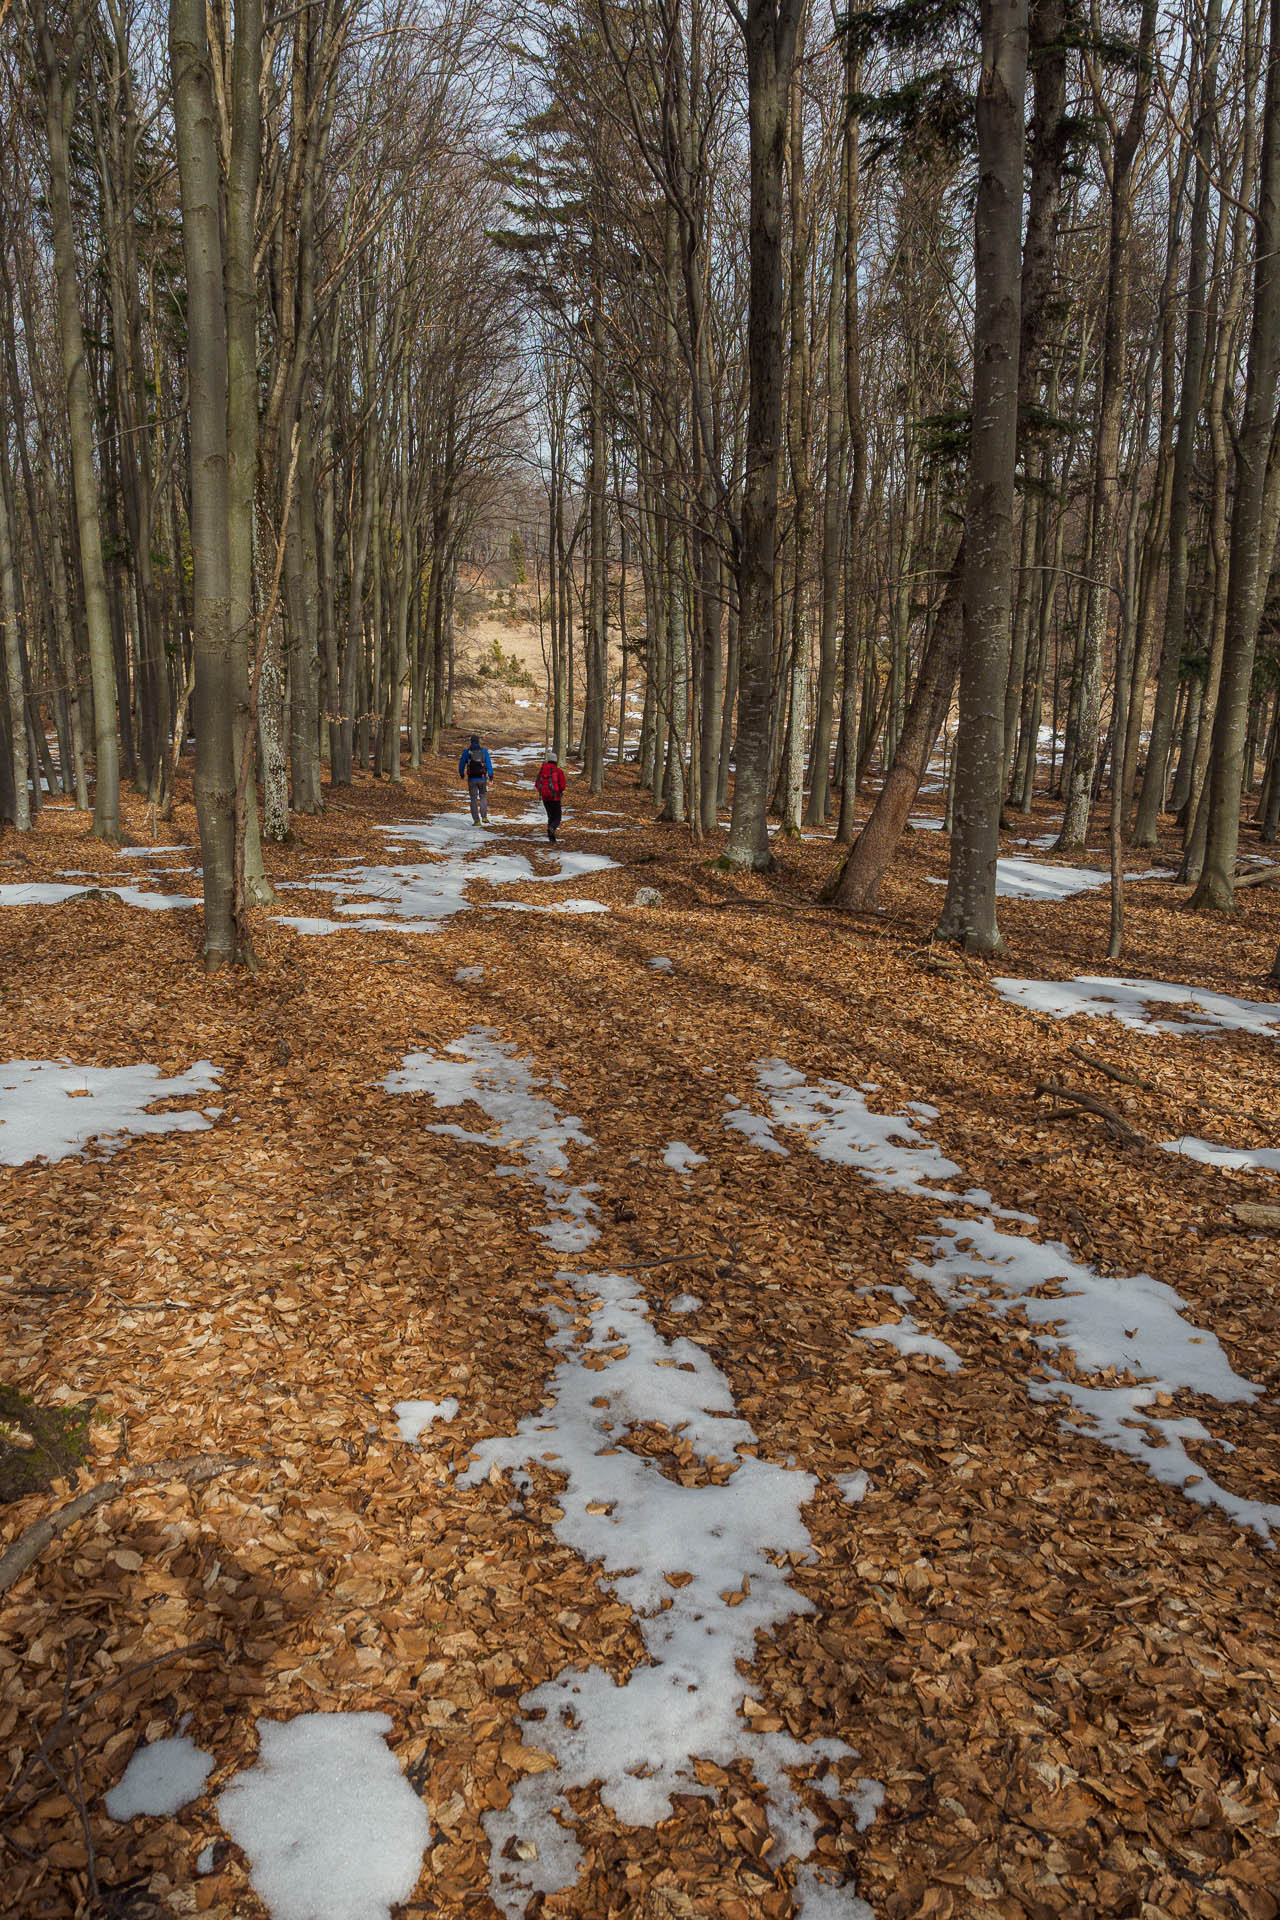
1033, 1081, 1148, 1146
0, 1452, 259, 1598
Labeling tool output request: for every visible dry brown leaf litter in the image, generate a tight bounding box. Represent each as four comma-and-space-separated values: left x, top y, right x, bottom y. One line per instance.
1, 743, 1279, 1920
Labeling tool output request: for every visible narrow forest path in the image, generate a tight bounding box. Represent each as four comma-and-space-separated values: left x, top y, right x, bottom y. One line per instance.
3, 741, 1280, 1920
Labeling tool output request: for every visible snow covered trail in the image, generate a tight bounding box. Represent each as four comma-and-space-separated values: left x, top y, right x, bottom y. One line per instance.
278, 805, 616, 934
385, 1029, 880, 1918
728, 1061, 1280, 1540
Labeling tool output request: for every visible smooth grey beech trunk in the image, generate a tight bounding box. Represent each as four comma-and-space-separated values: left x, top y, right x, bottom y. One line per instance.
725, 0, 805, 870
1054, 0, 1156, 857
32, 2, 120, 841
171, 0, 238, 965
937, 0, 1027, 951
0, 462, 29, 829
1134, 0, 1220, 847
1193, 0, 1280, 909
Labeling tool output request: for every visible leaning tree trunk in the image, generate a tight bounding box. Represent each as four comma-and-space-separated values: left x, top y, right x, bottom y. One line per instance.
828, 544, 963, 909
936, 0, 1028, 951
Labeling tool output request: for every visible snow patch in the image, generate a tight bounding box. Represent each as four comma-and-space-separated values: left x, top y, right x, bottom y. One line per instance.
854, 1314, 961, 1372
384, 1030, 599, 1252
1161, 1136, 1280, 1175
394, 1398, 459, 1442
216, 1714, 430, 1920
283, 807, 614, 935
648, 955, 674, 971
0, 882, 200, 912
836, 1470, 869, 1505
455, 965, 485, 982
667, 1293, 702, 1314
461, 1261, 866, 1911
915, 1214, 1279, 1535
728, 1060, 961, 1198
993, 974, 1280, 1038
105, 1735, 214, 1820
399, 1032, 880, 1914
662, 1141, 707, 1172
0, 1060, 221, 1166
791, 1866, 874, 1918
734, 1059, 1279, 1536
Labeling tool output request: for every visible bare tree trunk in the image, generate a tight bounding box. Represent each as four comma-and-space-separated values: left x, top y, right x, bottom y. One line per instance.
937, 0, 1027, 950
725, 0, 805, 870
0, 460, 30, 829
830, 544, 963, 908
1197, 0, 1280, 909
1134, 0, 1220, 845
171, 0, 239, 965
31, 1, 121, 840
1055, 0, 1157, 855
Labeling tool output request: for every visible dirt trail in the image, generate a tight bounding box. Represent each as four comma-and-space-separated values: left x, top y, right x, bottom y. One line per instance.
2, 741, 1279, 1919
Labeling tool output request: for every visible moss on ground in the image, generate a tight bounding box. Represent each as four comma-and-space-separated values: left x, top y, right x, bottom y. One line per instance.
0, 1384, 92, 1503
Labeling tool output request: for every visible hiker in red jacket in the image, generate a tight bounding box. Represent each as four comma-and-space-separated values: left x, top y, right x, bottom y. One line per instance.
535, 753, 567, 844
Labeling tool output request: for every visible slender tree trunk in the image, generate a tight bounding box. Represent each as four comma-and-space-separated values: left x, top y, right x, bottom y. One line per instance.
1196, 0, 1280, 908
725, 0, 804, 870
225, 0, 271, 898
937, 0, 1028, 949
1134, 0, 1220, 845
33, 6, 121, 840
171, 0, 239, 964
0, 462, 30, 829
1056, 0, 1157, 855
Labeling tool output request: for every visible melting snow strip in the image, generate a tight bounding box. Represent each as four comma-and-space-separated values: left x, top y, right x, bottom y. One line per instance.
384, 1030, 600, 1253
730, 1060, 1280, 1539
0, 1060, 221, 1166
277, 804, 615, 934
726, 1059, 961, 1199
1160, 1135, 1280, 1175
0, 881, 201, 911
385, 1031, 880, 1915
993, 974, 1280, 1038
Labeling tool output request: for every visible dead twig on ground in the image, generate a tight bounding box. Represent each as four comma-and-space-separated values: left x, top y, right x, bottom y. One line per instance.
1034, 1081, 1149, 1146
0, 1452, 261, 1598
1067, 1043, 1154, 1090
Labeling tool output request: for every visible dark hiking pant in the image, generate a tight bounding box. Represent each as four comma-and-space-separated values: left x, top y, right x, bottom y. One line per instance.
543, 796, 562, 839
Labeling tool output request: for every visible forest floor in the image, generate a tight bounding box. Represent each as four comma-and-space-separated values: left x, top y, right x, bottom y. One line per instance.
3, 738, 1280, 1920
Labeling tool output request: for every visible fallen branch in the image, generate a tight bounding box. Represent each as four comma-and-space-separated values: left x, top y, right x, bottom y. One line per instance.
1067, 1043, 1154, 1091
1232, 865, 1280, 889
0, 1452, 258, 1598
1230, 1202, 1280, 1231
1033, 1081, 1148, 1146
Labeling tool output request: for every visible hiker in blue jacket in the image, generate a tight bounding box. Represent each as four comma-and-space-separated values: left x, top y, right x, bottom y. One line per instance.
458, 734, 495, 823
